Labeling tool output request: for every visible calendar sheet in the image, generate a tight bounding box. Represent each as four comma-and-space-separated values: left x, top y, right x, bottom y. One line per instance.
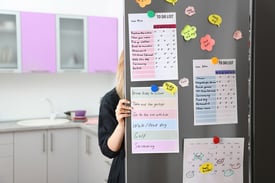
183, 138, 244, 183
128, 12, 178, 81
193, 59, 238, 125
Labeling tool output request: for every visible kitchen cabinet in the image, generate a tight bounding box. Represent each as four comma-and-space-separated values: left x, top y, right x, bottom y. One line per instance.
56, 15, 87, 72
0, 11, 21, 72
87, 16, 118, 73
0, 133, 13, 183
14, 128, 78, 183
78, 129, 112, 183
21, 12, 56, 72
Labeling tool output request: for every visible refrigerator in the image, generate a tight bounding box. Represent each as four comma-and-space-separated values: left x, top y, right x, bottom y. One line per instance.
124, 0, 251, 183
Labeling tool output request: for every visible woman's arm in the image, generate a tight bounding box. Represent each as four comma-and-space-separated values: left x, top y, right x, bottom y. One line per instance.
107, 99, 131, 152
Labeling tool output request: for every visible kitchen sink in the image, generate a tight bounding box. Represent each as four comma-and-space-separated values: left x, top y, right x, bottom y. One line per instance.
17, 118, 70, 127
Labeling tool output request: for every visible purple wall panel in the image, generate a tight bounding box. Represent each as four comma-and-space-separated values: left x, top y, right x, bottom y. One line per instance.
21, 12, 56, 72
88, 16, 118, 72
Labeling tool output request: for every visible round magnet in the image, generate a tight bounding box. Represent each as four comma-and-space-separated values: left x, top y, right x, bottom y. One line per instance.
151, 84, 159, 92
147, 10, 155, 18
213, 136, 220, 144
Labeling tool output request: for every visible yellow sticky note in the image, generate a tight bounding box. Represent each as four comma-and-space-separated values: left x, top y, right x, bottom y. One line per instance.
165, 0, 178, 6
208, 14, 222, 27
163, 82, 177, 95
199, 162, 214, 174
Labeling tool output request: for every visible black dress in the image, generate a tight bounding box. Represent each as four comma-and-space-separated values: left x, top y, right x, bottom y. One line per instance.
98, 88, 125, 183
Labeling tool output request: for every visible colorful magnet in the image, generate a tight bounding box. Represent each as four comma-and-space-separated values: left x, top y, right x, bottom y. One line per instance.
211, 57, 219, 64
213, 136, 220, 144
181, 24, 197, 41
233, 30, 243, 40
199, 162, 214, 174
200, 34, 215, 52
151, 84, 159, 92
136, 0, 152, 8
162, 82, 177, 95
208, 14, 222, 27
185, 6, 196, 16
147, 10, 155, 18
165, 0, 178, 6
179, 77, 189, 87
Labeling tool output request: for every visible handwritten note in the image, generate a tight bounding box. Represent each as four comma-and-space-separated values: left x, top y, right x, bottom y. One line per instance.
193, 59, 238, 125
183, 138, 244, 183
128, 12, 178, 81
131, 87, 179, 154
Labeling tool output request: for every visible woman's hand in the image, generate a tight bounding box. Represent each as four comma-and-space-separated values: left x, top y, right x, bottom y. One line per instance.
115, 99, 131, 124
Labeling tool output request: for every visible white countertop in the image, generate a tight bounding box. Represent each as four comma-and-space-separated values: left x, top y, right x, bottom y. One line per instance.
0, 118, 98, 134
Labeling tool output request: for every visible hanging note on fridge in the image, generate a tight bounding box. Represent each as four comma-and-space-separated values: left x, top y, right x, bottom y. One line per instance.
193, 58, 238, 125
131, 87, 179, 154
128, 12, 178, 81
183, 137, 244, 183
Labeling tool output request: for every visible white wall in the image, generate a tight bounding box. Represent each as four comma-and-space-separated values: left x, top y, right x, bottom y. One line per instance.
0, 0, 124, 121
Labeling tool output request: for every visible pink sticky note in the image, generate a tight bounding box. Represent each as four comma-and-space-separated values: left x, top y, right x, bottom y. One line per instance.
200, 34, 215, 52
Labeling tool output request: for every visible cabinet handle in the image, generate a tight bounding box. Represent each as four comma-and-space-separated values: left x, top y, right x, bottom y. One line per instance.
86, 135, 91, 155
50, 132, 54, 152
43, 133, 46, 152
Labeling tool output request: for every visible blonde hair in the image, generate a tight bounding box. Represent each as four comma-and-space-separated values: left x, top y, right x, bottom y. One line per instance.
115, 50, 125, 99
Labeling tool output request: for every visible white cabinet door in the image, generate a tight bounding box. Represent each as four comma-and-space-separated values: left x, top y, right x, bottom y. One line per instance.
14, 128, 78, 183
48, 128, 78, 183
14, 130, 47, 183
0, 133, 14, 183
78, 130, 94, 183
78, 129, 112, 183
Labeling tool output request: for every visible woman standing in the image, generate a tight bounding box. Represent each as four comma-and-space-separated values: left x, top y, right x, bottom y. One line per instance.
98, 51, 132, 183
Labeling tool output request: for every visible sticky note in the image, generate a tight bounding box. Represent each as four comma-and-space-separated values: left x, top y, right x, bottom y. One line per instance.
185, 6, 196, 16
163, 82, 177, 95
208, 14, 222, 27
136, 0, 151, 8
199, 162, 214, 174
181, 24, 197, 41
233, 30, 243, 40
165, 0, 178, 6
179, 77, 189, 87
200, 34, 215, 52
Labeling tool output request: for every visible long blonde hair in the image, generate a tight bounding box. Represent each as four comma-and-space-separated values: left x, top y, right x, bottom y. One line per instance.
115, 50, 125, 99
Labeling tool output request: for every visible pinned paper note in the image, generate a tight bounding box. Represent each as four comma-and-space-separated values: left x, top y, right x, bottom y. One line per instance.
200, 34, 215, 51
183, 138, 244, 183
165, 0, 178, 6
136, 0, 151, 8
181, 25, 197, 41
208, 14, 222, 27
185, 6, 196, 16
131, 87, 179, 154
163, 82, 177, 95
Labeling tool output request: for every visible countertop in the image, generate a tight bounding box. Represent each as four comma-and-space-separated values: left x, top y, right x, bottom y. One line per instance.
0, 117, 98, 134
